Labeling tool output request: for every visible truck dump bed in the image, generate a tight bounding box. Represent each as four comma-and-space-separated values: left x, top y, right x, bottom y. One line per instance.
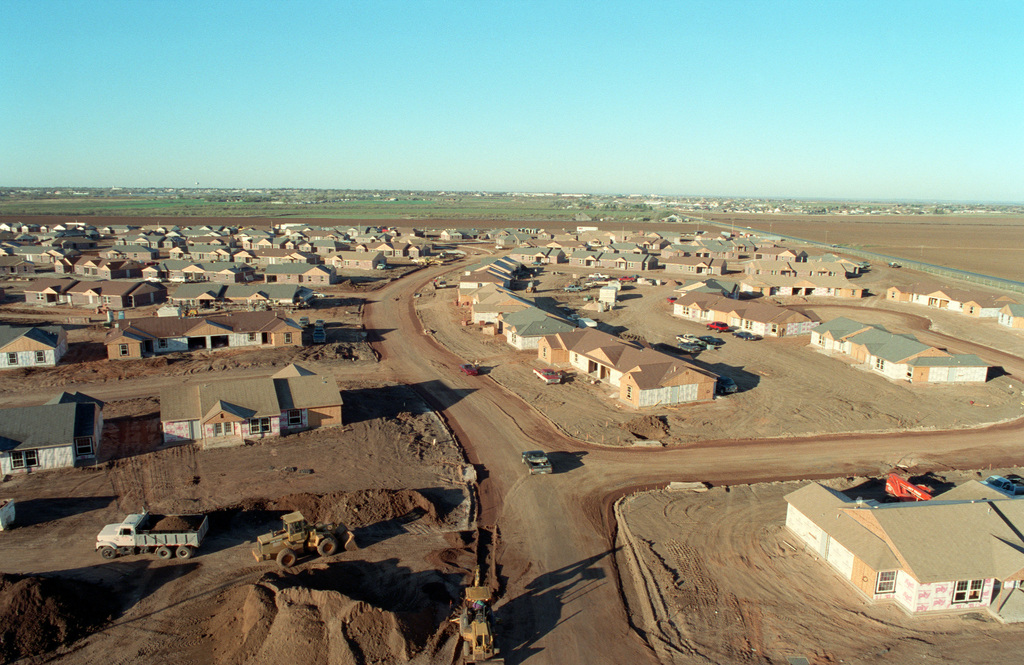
137, 514, 209, 547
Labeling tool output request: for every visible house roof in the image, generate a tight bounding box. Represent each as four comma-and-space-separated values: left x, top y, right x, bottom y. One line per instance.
786, 482, 1024, 583
0, 401, 98, 451
160, 370, 341, 423
105, 311, 299, 343
0, 325, 64, 350
499, 307, 576, 337
908, 354, 987, 368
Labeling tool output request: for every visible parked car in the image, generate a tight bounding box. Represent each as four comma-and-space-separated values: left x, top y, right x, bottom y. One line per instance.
617, 275, 637, 283
533, 368, 561, 384
677, 342, 704, 354
312, 328, 327, 343
733, 331, 762, 341
522, 450, 553, 475
563, 285, 583, 292
716, 377, 738, 394
698, 335, 725, 348
314, 319, 325, 328
888, 262, 901, 268
676, 333, 700, 343
666, 297, 677, 303
299, 316, 310, 328
706, 321, 730, 332
589, 273, 609, 280
459, 363, 480, 376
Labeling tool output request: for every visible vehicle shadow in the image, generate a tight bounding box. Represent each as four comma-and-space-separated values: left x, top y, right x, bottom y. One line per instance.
344, 381, 475, 423
545, 451, 587, 474
496, 548, 615, 664
10, 496, 117, 527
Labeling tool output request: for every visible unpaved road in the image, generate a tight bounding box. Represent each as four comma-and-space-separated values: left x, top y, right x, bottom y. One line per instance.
366, 263, 1024, 664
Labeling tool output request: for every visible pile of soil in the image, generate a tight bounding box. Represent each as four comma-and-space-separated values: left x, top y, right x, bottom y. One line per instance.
0, 573, 117, 662
149, 515, 205, 532
622, 415, 670, 440
233, 489, 441, 529
207, 568, 457, 664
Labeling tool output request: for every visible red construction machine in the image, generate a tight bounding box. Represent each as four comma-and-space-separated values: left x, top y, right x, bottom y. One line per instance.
884, 473, 933, 502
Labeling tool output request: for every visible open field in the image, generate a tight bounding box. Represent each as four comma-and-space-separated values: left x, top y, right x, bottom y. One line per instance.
699, 212, 1024, 282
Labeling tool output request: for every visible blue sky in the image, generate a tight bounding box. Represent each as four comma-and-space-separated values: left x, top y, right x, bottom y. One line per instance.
2, 1, 1022, 201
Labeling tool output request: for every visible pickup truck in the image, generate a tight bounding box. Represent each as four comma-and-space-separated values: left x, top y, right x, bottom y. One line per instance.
982, 475, 1024, 496
562, 285, 583, 292
522, 450, 553, 475
96, 511, 209, 560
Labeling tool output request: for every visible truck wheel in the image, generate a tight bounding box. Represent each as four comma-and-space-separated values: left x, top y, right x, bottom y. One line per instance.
317, 536, 338, 557
176, 546, 193, 559
99, 546, 117, 560
277, 548, 297, 568
156, 546, 172, 559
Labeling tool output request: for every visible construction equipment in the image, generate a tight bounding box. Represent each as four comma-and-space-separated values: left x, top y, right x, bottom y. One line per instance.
96, 511, 209, 560
884, 473, 933, 502
252, 511, 356, 568
453, 566, 503, 663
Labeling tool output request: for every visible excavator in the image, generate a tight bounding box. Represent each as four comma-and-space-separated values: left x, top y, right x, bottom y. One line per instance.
884, 472, 933, 502
453, 566, 503, 663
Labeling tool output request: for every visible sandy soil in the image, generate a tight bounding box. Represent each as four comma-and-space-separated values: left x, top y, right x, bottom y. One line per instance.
616, 470, 1024, 665
416, 266, 1024, 447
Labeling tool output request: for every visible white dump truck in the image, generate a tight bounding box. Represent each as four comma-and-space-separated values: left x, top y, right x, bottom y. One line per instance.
96, 511, 209, 560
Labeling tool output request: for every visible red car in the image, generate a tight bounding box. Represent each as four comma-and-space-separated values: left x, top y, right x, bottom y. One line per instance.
666, 297, 677, 303
459, 364, 480, 376
533, 368, 561, 384
706, 321, 730, 332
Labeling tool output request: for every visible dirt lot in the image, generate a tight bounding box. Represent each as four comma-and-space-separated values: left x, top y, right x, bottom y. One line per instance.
0, 384, 476, 664
616, 470, 1024, 664
416, 265, 1024, 447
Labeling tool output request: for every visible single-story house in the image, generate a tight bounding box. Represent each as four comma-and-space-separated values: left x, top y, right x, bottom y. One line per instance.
22, 278, 79, 305
673, 293, 820, 337
264, 263, 335, 285
810, 317, 990, 383
65, 280, 167, 309
325, 251, 385, 271
0, 392, 103, 475
785, 481, 1024, 617
537, 328, 717, 407
0, 325, 68, 369
104, 311, 303, 359
738, 274, 865, 298
662, 256, 727, 276
998, 304, 1024, 330
160, 364, 342, 448
0, 256, 36, 276
498, 307, 577, 350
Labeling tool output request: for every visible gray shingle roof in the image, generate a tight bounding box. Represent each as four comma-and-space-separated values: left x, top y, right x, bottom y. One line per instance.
0, 402, 97, 451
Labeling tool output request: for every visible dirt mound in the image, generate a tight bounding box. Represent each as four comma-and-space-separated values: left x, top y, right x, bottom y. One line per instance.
0, 573, 117, 662
208, 566, 457, 665
150, 515, 197, 531
622, 415, 669, 440
231, 489, 441, 529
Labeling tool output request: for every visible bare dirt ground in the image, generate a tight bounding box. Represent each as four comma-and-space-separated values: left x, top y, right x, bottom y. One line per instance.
617, 470, 1024, 665
416, 264, 1024, 447
0, 384, 475, 665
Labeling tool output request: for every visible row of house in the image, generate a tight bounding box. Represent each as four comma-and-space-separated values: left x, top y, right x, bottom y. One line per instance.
672, 292, 821, 338
887, 283, 1022, 331
25, 278, 166, 309
168, 283, 308, 308
810, 317, 990, 383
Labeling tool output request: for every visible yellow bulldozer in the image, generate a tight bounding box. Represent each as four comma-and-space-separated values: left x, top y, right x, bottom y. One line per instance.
252, 511, 356, 568
453, 566, 503, 663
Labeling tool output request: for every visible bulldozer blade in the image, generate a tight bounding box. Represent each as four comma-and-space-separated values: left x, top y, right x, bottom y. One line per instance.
342, 530, 358, 551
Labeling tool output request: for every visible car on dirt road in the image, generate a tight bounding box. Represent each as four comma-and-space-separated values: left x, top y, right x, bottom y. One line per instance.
312, 328, 327, 343
460, 364, 480, 376
706, 321, 730, 332
716, 377, 738, 395
522, 450, 553, 475
533, 368, 561, 384
698, 335, 725, 348
733, 331, 762, 341
617, 275, 638, 282
676, 333, 701, 343
563, 285, 583, 292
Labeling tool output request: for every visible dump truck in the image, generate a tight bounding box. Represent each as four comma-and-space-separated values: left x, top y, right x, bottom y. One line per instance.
96, 511, 209, 560
252, 511, 356, 568
454, 566, 503, 663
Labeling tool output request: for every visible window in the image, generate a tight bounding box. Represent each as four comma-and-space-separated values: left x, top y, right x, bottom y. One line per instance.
284, 333, 293, 344
249, 417, 271, 434
875, 571, 897, 594
74, 437, 93, 457
541, 346, 548, 359
10, 450, 38, 469
119, 344, 129, 357
212, 422, 226, 436
36, 293, 46, 301
511, 333, 517, 343
157, 338, 168, 348
874, 357, 886, 371
35, 350, 47, 364
626, 385, 633, 400
6, 352, 17, 365
247, 332, 257, 342
288, 410, 302, 426
952, 579, 984, 604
